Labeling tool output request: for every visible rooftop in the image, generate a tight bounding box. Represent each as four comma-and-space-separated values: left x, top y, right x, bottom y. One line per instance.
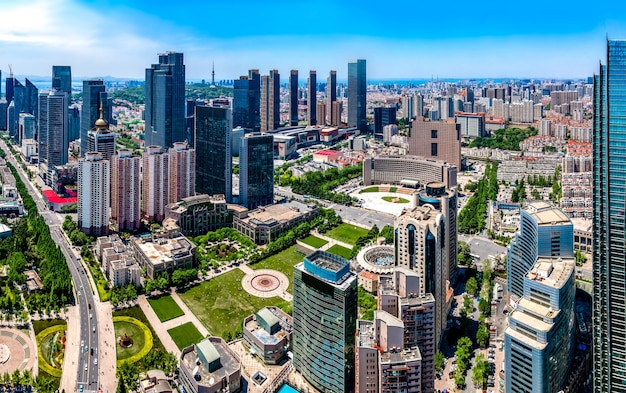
524, 201, 571, 226
181, 337, 240, 388
240, 201, 316, 227
134, 236, 194, 266
526, 257, 575, 290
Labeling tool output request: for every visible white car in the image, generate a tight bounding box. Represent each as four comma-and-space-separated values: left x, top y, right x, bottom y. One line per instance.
94, 358, 98, 365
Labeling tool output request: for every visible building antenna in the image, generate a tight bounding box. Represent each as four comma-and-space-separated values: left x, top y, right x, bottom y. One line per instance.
211, 61, 215, 86
8, 64, 13, 78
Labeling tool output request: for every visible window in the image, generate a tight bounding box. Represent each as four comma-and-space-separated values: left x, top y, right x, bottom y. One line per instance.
431, 143, 438, 156
431, 130, 438, 138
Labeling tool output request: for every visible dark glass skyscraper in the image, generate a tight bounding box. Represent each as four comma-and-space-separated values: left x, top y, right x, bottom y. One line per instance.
239, 133, 273, 209
81, 80, 108, 155
593, 39, 626, 392
195, 105, 232, 202
233, 69, 260, 131
52, 66, 72, 96
307, 71, 316, 126
348, 59, 367, 133
145, 52, 186, 148
39, 87, 69, 184
290, 70, 299, 126
7, 79, 24, 138
373, 106, 396, 136
327, 70, 337, 126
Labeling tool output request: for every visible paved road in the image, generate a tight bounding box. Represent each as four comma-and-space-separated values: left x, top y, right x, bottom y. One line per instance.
459, 234, 507, 264
0, 141, 102, 392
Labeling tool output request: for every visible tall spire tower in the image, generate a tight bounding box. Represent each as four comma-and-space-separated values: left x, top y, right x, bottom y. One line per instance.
211, 62, 215, 86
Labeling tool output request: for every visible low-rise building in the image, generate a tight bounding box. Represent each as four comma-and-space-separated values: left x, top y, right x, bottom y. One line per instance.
96, 234, 141, 287
233, 201, 319, 245
179, 337, 242, 393
362, 155, 457, 189
165, 194, 232, 237
130, 232, 196, 280
139, 370, 173, 393
243, 306, 293, 365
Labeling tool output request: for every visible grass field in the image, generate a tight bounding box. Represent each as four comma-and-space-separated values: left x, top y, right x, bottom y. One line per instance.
114, 320, 147, 360
300, 235, 328, 249
360, 186, 379, 193
324, 223, 370, 246
250, 245, 305, 293
179, 269, 292, 339
327, 244, 353, 260
148, 295, 184, 322
168, 322, 204, 350
382, 196, 409, 203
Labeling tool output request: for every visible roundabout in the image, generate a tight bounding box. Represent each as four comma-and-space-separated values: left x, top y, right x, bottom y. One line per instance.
242, 269, 289, 298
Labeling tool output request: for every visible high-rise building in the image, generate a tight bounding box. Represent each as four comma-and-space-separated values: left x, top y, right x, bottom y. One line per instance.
18, 113, 36, 143
0, 98, 8, 131
331, 101, 342, 127
504, 257, 575, 393
194, 105, 232, 201
39, 86, 69, 184
407, 118, 461, 170
239, 133, 273, 209
260, 70, 280, 132
316, 102, 326, 128
233, 69, 260, 131
24, 78, 38, 120
142, 145, 169, 222
145, 52, 186, 149
293, 250, 357, 393
81, 80, 108, 155
7, 78, 24, 138
395, 186, 457, 349
506, 202, 573, 300
325, 70, 337, 126
87, 114, 116, 160
168, 141, 195, 204
348, 59, 367, 133
78, 152, 110, 236
593, 39, 626, 391
68, 104, 80, 142
289, 70, 299, 126
374, 106, 397, 136
52, 66, 72, 95
307, 71, 316, 126
111, 149, 141, 232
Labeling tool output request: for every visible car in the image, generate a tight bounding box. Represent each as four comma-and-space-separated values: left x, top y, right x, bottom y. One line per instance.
79, 385, 84, 393
94, 358, 98, 365
81, 340, 84, 347
85, 346, 88, 353
93, 327, 96, 333
84, 363, 87, 371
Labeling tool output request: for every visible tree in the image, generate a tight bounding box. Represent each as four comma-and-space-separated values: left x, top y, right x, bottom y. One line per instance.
476, 323, 490, 348
461, 296, 473, 318
472, 353, 490, 388
434, 351, 445, 373
478, 298, 491, 316
466, 277, 478, 297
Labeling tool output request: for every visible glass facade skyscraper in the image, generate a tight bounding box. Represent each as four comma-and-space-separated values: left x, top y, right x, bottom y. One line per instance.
593, 39, 626, 392
307, 70, 316, 126
348, 59, 367, 133
194, 105, 232, 202
239, 133, 273, 209
293, 250, 357, 393
52, 65, 72, 95
145, 52, 186, 149
81, 80, 108, 155
233, 69, 261, 132
289, 70, 298, 126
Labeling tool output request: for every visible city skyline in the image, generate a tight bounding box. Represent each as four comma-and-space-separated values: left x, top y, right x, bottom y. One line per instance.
2, 0, 626, 81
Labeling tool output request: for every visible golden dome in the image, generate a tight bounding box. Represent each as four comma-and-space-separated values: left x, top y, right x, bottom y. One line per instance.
95, 117, 108, 129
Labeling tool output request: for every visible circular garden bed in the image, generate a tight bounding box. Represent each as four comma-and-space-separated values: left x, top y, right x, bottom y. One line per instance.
36, 325, 67, 377
113, 316, 153, 365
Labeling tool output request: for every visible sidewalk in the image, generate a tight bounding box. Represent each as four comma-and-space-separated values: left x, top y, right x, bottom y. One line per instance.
137, 295, 182, 357
97, 302, 118, 393
311, 230, 354, 251
59, 306, 79, 393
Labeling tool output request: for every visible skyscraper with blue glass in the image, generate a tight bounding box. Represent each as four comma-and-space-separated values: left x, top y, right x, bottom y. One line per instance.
293, 250, 357, 393
81, 80, 108, 155
593, 38, 626, 392
348, 59, 367, 133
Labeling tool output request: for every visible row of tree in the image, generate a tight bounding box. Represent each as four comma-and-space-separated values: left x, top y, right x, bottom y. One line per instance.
458, 161, 499, 234
279, 163, 362, 205
469, 126, 538, 151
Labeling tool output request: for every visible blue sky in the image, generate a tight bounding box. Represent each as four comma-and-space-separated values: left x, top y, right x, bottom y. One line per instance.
2, 0, 626, 81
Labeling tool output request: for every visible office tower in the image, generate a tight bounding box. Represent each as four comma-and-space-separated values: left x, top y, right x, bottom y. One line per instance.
239, 133, 273, 209
374, 106, 397, 136
506, 202, 573, 300
111, 149, 142, 232
145, 52, 186, 148
0, 99, 7, 131
87, 113, 116, 160
7, 102, 16, 139
395, 186, 457, 349
316, 102, 326, 128
348, 59, 367, 132
375, 268, 436, 393
407, 118, 461, 170
68, 104, 80, 142
326, 70, 337, 126
402, 95, 414, 119
81, 80, 108, 155
307, 71, 316, 126
414, 94, 424, 118
194, 105, 232, 201
7, 79, 24, 138
184, 99, 196, 147
593, 39, 626, 391
465, 87, 475, 112
233, 69, 261, 131
504, 257, 575, 393
52, 66, 72, 95
293, 250, 357, 393
289, 70, 299, 126
78, 152, 110, 236
142, 145, 169, 222
24, 78, 38, 119
168, 141, 195, 204
5, 74, 15, 105
39, 86, 69, 183
260, 70, 280, 132
18, 113, 36, 143
332, 101, 342, 126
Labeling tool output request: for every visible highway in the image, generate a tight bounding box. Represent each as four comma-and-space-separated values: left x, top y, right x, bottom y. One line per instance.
0, 140, 100, 392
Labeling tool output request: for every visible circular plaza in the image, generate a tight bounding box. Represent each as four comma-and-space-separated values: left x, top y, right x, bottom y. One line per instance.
242, 269, 289, 298
352, 185, 416, 216
0, 329, 35, 375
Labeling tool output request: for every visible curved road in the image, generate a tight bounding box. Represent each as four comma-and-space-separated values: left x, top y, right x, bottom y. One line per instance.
0, 141, 100, 392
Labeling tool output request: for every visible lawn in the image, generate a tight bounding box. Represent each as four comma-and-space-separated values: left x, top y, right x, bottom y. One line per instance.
382, 196, 409, 204
250, 245, 305, 293
300, 235, 328, 249
113, 306, 165, 352
168, 322, 204, 350
360, 186, 379, 193
327, 244, 353, 260
179, 269, 292, 340
324, 223, 370, 245
114, 319, 148, 361
148, 295, 184, 322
